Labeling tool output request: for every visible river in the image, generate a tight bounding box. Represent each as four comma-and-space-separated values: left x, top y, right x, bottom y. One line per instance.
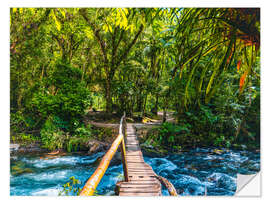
10, 147, 260, 196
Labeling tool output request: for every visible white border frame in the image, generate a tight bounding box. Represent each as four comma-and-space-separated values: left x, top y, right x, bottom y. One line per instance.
2, 1, 269, 203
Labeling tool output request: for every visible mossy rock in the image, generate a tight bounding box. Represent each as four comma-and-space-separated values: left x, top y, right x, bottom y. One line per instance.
141, 146, 168, 157
11, 165, 33, 176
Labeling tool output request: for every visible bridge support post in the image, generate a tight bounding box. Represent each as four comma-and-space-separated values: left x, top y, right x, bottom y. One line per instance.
120, 140, 129, 182
120, 112, 129, 182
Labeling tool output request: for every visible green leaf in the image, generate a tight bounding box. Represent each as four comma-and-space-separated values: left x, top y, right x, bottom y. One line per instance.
55, 19, 61, 31
59, 9, 66, 18
108, 25, 112, 33
50, 10, 61, 31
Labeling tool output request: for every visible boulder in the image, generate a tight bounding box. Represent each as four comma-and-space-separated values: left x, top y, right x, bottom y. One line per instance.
87, 140, 109, 155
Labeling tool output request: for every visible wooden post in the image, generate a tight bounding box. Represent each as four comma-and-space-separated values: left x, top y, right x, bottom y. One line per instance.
120, 112, 129, 182
120, 138, 129, 182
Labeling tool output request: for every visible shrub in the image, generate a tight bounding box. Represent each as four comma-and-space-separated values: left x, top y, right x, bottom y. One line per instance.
158, 122, 190, 146
10, 111, 37, 133
40, 116, 93, 152
29, 62, 91, 131
40, 117, 66, 151
66, 125, 93, 152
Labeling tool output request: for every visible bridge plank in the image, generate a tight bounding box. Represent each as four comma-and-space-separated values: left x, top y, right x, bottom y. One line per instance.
120, 185, 158, 189
119, 188, 160, 193
120, 182, 158, 185
128, 167, 151, 169
119, 192, 161, 196
119, 124, 161, 196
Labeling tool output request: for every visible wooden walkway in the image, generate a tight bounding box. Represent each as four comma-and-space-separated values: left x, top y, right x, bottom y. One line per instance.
118, 124, 162, 196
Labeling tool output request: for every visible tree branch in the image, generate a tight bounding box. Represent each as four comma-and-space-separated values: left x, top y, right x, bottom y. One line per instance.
115, 24, 144, 67
10, 9, 51, 54
79, 9, 109, 66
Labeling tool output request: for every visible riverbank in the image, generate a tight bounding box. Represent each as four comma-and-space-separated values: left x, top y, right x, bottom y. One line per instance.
135, 124, 260, 158
10, 111, 259, 158
10, 125, 260, 158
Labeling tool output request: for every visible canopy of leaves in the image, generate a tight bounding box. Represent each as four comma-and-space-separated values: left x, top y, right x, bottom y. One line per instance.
10, 8, 260, 150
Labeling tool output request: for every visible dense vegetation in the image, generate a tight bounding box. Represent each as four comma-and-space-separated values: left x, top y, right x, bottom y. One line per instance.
10, 8, 260, 152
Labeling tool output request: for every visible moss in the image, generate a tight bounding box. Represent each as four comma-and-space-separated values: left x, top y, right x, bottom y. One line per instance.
11, 162, 34, 176
141, 146, 168, 157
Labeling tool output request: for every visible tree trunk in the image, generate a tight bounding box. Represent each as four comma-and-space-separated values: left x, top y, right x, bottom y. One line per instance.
162, 109, 167, 123
142, 94, 148, 117
136, 94, 143, 112
153, 94, 159, 115
163, 96, 168, 123
105, 79, 113, 113
17, 90, 23, 110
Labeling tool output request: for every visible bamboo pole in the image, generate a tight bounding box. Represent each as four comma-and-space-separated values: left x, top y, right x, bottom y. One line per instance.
147, 163, 178, 196
155, 175, 178, 196
79, 133, 123, 196
80, 113, 129, 196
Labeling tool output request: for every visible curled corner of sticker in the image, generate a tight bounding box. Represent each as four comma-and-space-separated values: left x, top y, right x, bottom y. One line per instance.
235, 171, 261, 197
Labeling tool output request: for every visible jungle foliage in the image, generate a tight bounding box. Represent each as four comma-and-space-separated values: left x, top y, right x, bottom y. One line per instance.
10, 8, 260, 151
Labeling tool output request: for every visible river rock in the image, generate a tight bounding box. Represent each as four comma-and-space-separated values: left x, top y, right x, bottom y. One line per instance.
110, 152, 122, 166
10, 144, 20, 151
141, 147, 167, 157
207, 172, 236, 191
87, 140, 109, 155
172, 174, 205, 195
10, 143, 48, 154
92, 151, 122, 167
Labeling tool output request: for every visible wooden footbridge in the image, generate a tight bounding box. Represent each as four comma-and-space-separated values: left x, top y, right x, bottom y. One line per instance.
79, 113, 177, 196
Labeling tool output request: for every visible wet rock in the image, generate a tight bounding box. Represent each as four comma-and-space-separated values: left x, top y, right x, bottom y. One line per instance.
11, 161, 34, 176
87, 140, 109, 155
212, 149, 224, 155
10, 144, 20, 151
240, 160, 260, 172
110, 152, 122, 166
207, 172, 236, 191
141, 142, 169, 157
171, 174, 205, 196
194, 148, 211, 153
176, 188, 185, 195
141, 147, 167, 157
140, 143, 154, 149
241, 145, 247, 149
186, 185, 205, 196
91, 151, 122, 167
10, 143, 48, 154
92, 156, 103, 167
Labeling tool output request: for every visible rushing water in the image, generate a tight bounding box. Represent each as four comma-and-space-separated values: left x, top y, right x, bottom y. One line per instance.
10, 148, 260, 196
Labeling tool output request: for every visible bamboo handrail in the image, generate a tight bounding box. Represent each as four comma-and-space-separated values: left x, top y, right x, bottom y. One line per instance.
79, 112, 177, 196
155, 175, 178, 196
149, 164, 178, 196
79, 113, 128, 196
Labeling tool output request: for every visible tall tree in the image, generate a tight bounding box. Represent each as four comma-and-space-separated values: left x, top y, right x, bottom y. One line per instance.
79, 8, 159, 113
